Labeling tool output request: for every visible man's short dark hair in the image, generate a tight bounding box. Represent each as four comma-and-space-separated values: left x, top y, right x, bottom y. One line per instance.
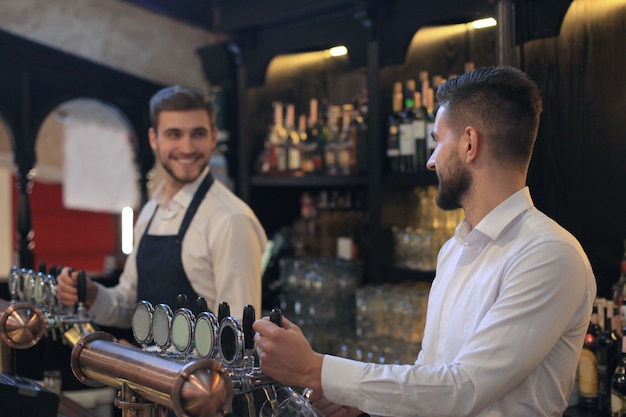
149, 85, 215, 130
436, 66, 543, 169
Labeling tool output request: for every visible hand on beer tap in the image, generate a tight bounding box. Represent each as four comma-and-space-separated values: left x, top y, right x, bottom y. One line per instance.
254, 314, 365, 417
56, 266, 98, 309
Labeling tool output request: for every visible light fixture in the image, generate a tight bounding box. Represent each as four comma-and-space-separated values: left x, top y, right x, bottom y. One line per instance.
121, 206, 134, 255
328, 45, 348, 57
471, 17, 497, 29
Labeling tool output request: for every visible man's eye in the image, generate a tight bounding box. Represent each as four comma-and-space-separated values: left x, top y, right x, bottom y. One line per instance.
192, 130, 208, 138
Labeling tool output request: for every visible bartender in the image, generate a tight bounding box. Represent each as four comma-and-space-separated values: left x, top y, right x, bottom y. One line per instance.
57, 84, 267, 326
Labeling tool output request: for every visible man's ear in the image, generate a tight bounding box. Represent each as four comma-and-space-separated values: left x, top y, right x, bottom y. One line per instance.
211, 128, 218, 150
148, 127, 157, 150
463, 126, 479, 163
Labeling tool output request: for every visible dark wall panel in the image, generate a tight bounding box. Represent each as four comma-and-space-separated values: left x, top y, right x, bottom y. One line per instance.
525, 1, 626, 298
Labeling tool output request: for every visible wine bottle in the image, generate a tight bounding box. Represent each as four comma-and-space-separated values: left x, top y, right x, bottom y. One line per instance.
611, 331, 626, 416
386, 82, 403, 173
579, 305, 601, 408
412, 90, 428, 171
398, 79, 417, 173
306, 98, 329, 175
422, 77, 437, 160
599, 304, 620, 412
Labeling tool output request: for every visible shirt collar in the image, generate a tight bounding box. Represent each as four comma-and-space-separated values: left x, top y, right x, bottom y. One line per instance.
455, 186, 534, 245
152, 166, 210, 209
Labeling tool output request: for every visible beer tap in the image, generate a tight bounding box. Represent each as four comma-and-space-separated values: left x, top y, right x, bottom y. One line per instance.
172, 294, 196, 360
242, 305, 256, 372
194, 297, 219, 360
76, 270, 87, 318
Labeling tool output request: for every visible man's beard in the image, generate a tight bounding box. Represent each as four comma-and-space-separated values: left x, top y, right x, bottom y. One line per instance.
160, 157, 205, 185
436, 152, 471, 211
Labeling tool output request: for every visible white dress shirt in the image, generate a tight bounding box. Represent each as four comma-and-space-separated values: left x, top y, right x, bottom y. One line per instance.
322, 187, 596, 416
89, 168, 267, 327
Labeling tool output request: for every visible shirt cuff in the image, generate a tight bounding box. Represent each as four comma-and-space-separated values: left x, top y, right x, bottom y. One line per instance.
321, 355, 366, 409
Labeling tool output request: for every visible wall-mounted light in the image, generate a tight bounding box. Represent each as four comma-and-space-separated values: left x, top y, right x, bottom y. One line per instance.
121, 206, 134, 255
471, 17, 497, 29
328, 45, 348, 57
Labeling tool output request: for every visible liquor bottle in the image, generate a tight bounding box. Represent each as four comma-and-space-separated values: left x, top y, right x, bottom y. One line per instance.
422, 78, 437, 160
298, 113, 314, 175
306, 98, 329, 175
579, 305, 601, 408
337, 104, 354, 176
412, 90, 428, 171
611, 330, 626, 416
598, 303, 620, 412
386, 82, 403, 173
324, 105, 341, 176
398, 79, 417, 173
267, 101, 287, 176
351, 94, 368, 174
284, 103, 302, 177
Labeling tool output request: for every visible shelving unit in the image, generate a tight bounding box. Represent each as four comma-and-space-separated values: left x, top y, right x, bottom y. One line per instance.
198, 0, 574, 285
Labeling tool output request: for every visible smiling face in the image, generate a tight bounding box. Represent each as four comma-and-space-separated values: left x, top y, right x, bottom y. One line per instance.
426, 105, 472, 211
149, 109, 216, 191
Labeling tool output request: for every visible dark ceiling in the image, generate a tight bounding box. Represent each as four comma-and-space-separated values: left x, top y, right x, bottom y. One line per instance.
120, 0, 215, 31
120, 0, 573, 87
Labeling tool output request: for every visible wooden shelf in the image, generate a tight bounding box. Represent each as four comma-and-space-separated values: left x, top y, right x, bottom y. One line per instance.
251, 175, 369, 188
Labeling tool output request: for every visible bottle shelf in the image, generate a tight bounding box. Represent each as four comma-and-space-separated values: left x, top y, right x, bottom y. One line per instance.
250, 175, 369, 188
384, 171, 438, 187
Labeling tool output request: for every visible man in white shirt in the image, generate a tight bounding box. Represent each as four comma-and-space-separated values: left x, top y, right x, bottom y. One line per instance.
57, 85, 267, 326
254, 66, 596, 416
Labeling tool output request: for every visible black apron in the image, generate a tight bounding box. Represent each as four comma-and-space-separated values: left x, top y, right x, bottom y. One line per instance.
136, 171, 214, 310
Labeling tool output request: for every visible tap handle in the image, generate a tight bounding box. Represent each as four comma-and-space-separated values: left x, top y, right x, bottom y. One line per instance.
77, 270, 87, 304
218, 301, 230, 323
38, 261, 47, 275
243, 304, 256, 350
270, 308, 283, 328
176, 294, 188, 309
195, 296, 209, 316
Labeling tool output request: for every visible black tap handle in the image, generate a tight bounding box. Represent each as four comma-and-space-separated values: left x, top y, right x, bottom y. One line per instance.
195, 296, 208, 316
243, 304, 256, 350
38, 261, 47, 274
218, 301, 230, 323
77, 270, 87, 304
270, 308, 283, 328
48, 264, 57, 278
176, 294, 188, 309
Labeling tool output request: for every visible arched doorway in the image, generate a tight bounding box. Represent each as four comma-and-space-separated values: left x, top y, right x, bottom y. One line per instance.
29, 98, 140, 275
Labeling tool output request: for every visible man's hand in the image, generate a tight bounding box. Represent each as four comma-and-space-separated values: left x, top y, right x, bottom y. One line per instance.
56, 267, 98, 308
253, 315, 324, 392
